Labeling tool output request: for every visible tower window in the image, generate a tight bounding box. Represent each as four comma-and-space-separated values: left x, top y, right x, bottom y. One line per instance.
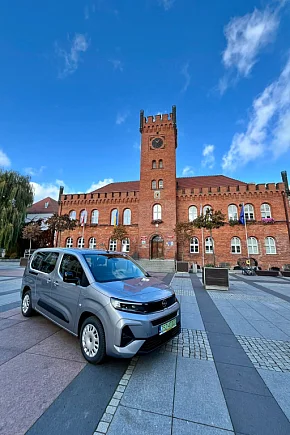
152, 160, 157, 169
158, 179, 163, 189
152, 180, 157, 190
159, 159, 163, 168
153, 204, 162, 220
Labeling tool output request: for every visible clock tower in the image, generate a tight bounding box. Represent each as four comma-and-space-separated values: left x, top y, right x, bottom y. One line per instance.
138, 107, 177, 260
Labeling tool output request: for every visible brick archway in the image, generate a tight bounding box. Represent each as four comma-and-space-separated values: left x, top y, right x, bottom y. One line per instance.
150, 235, 164, 259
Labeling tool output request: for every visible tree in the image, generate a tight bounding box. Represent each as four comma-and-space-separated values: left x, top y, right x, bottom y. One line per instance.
174, 222, 195, 261
111, 225, 129, 251
22, 223, 42, 253
0, 170, 34, 251
193, 208, 226, 266
46, 213, 78, 247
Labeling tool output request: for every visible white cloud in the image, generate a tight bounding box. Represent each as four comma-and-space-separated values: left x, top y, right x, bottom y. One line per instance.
219, 6, 280, 92
87, 178, 114, 192
222, 55, 290, 171
109, 59, 123, 72
116, 111, 129, 125
159, 0, 175, 10
0, 150, 11, 167
202, 144, 215, 169
182, 166, 194, 176
24, 166, 45, 177
31, 182, 60, 202
56, 34, 89, 78
181, 62, 191, 93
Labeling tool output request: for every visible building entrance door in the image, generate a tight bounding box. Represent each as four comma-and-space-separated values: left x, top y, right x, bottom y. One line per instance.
151, 235, 164, 259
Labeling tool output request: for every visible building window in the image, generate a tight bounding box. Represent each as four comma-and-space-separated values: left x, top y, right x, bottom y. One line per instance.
247, 237, 259, 254
89, 237, 96, 249
189, 206, 198, 222
203, 205, 212, 215
265, 237, 276, 254
69, 210, 76, 220
228, 205, 238, 221
109, 239, 117, 251
205, 237, 214, 253
245, 204, 255, 220
111, 209, 118, 226
158, 179, 163, 189
80, 210, 87, 225
44, 202, 49, 209
77, 237, 85, 249
91, 210, 99, 224
123, 209, 131, 225
159, 159, 163, 168
66, 237, 73, 248
261, 203, 272, 219
151, 180, 157, 190
122, 238, 130, 252
153, 204, 162, 220
231, 237, 241, 254
152, 160, 157, 169
190, 237, 199, 253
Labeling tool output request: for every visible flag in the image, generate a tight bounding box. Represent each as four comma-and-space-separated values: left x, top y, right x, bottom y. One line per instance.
80, 210, 87, 227
114, 210, 119, 226
239, 205, 245, 225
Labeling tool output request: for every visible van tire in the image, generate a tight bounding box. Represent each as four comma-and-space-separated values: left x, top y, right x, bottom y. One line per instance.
80, 316, 106, 364
21, 290, 33, 317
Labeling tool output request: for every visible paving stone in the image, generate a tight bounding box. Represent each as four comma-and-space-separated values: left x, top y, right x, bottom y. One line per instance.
172, 418, 234, 435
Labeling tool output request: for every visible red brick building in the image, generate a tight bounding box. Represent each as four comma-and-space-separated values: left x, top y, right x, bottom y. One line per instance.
59, 107, 290, 269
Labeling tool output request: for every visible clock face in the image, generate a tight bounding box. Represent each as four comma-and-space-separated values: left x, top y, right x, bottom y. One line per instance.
152, 137, 164, 149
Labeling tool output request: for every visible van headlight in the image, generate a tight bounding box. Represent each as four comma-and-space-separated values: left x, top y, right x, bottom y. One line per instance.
111, 298, 147, 314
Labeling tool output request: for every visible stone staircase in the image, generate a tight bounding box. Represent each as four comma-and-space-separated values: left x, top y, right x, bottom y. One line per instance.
136, 259, 176, 273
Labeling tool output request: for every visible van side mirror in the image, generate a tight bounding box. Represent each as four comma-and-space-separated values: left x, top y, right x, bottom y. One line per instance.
63, 271, 79, 284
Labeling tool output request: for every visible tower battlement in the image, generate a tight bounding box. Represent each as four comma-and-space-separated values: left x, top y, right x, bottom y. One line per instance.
140, 106, 176, 132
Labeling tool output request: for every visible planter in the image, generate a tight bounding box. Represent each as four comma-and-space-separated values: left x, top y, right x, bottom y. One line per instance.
176, 261, 189, 272
20, 257, 28, 267
203, 267, 229, 291
281, 271, 290, 277
255, 270, 279, 277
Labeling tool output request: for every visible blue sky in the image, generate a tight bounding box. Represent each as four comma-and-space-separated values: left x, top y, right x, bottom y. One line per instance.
1, 0, 290, 201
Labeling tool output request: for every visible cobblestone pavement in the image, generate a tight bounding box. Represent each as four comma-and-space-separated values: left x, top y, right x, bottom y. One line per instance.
237, 335, 290, 372
160, 328, 213, 360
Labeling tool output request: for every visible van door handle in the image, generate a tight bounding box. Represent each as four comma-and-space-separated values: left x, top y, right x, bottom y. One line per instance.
53, 281, 59, 287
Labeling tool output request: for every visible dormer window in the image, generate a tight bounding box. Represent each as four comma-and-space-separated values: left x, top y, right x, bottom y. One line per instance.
44, 202, 49, 208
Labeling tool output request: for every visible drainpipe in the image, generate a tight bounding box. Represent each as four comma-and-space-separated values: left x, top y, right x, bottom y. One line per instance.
281, 171, 290, 246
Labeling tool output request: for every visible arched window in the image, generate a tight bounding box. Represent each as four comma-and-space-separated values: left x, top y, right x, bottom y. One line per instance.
89, 237, 96, 249
265, 237, 276, 254
91, 209, 99, 224
111, 209, 118, 226
190, 237, 199, 253
80, 210, 87, 225
247, 237, 259, 254
189, 206, 198, 222
66, 237, 73, 248
153, 204, 162, 220
228, 205, 238, 221
77, 237, 85, 249
122, 238, 130, 252
69, 210, 76, 220
231, 237, 241, 254
261, 203, 272, 219
123, 209, 131, 225
151, 180, 157, 190
109, 239, 117, 251
205, 237, 214, 253
203, 205, 212, 215
158, 179, 163, 189
152, 160, 157, 169
159, 159, 163, 168
245, 204, 255, 220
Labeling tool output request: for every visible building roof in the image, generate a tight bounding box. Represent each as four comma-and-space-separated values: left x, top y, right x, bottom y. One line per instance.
27, 197, 59, 214
90, 175, 246, 194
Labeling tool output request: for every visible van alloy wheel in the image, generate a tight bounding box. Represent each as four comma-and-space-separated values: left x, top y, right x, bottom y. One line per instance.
79, 316, 106, 364
22, 294, 30, 314
21, 290, 33, 317
82, 324, 99, 357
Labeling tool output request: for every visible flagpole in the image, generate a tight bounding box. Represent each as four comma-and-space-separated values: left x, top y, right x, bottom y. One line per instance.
81, 209, 87, 249
243, 202, 249, 258
200, 204, 205, 267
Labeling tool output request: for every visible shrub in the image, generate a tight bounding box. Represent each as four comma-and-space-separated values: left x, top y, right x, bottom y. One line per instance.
9, 253, 18, 259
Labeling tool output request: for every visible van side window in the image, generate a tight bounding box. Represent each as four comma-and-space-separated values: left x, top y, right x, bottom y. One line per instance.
31, 252, 49, 271
40, 252, 59, 274
59, 254, 89, 287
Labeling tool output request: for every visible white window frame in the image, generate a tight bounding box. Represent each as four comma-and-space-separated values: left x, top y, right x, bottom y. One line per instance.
158, 179, 163, 189
66, 237, 73, 248
123, 209, 131, 225
109, 239, 117, 251
80, 210, 87, 224
159, 159, 163, 169
231, 237, 241, 254
203, 205, 212, 215
91, 210, 99, 224
152, 160, 157, 169
247, 237, 259, 254
151, 180, 157, 190
265, 237, 276, 254
89, 237, 96, 249
190, 237, 199, 253
111, 209, 118, 226
189, 206, 198, 222
122, 238, 130, 252
205, 237, 214, 254
153, 204, 162, 220
261, 203, 271, 219
77, 237, 85, 249
245, 204, 255, 220
228, 205, 238, 221
69, 210, 76, 220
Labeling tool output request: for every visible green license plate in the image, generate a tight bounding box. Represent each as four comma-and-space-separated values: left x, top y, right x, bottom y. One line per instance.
159, 318, 177, 335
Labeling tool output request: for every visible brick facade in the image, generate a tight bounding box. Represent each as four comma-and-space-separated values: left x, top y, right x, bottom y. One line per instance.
59, 107, 290, 269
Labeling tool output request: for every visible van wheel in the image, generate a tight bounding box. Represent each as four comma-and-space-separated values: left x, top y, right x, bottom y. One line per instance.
21, 290, 33, 317
80, 316, 106, 364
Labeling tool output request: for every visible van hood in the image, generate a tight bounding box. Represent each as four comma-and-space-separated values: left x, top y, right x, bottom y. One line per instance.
93, 277, 174, 302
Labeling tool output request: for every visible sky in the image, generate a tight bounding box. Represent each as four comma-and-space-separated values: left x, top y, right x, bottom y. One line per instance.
1, 0, 290, 202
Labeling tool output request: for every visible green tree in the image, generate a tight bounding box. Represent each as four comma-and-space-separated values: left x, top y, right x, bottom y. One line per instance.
174, 222, 195, 261
111, 225, 129, 251
22, 223, 42, 254
0, 170, 34, 250
193, 209, 225, 266
46, 213, 78, 247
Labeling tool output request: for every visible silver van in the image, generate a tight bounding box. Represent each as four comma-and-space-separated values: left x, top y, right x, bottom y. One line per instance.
21, 248, 181, 364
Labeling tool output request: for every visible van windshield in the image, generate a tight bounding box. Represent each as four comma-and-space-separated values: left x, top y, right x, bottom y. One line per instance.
83, 254, 145, 283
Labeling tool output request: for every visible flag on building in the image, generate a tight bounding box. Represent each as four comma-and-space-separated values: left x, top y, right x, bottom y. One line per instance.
114, 210, 119, 226
239, 205, 245, 225
80, 210, 87, 227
